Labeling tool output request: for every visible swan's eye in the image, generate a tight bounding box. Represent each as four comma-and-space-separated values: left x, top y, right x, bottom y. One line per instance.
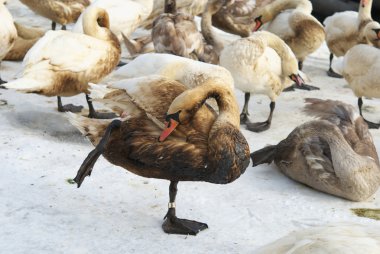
165, 110, 181, 124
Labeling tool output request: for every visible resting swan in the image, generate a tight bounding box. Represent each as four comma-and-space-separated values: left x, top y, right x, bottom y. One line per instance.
251, 98, 380, 202
324, 0, 380, 78
255, 223, 380, 254
4, 7, 120, 118
219, 31, 308, 132
333, 44, 380, 129
73, 0, 154, 41
69, 77, 250, 235
252, 0, 325, 70
0, 0, 17, 85
19, 0, 90, 30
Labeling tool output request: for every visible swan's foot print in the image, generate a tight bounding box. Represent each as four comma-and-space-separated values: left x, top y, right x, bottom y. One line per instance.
58, 104, 84, 113
88, 111, 117, 119
327, 68, 343, 79
162, 215, 208, 235
246, 121, 271, 133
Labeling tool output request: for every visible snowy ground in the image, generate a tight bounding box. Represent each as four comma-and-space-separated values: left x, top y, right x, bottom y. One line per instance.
1, 1, 380, 253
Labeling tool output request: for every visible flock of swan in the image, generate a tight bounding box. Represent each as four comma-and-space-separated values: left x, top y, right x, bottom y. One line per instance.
1, 0, 380, 252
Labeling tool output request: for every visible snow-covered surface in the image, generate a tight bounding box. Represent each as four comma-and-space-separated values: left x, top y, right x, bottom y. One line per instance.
1, 1, 380, 253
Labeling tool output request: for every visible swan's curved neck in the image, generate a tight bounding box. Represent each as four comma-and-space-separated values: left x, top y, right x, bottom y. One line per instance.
83, 7, 113, 42
359, 0, 373, 21
259, 0, 312, 22
201, 1, 225, 56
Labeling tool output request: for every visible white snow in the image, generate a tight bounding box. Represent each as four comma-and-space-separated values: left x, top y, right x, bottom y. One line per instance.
1, 1, 380, 253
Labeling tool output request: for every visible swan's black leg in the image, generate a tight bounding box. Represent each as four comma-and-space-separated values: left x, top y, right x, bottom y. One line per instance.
52, 21, 56, 30
358, 97, 380, 129
246, 101, 275, 132
0, 76, 6, 89
298, 61, 303, 71
86, 94, 117, 119
240, 93, 250, 124
61, 25, 66, 30
327, 53, 342, 78
162, 181, 208, 235
74, 119, 122, 187
57, 96, 83, 113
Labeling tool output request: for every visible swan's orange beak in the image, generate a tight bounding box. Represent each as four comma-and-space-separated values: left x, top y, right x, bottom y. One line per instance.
361, 0, 368, 7
374, 28, 380, 40
159, 119, 179, 142
290, 74, 305, 86
253, 16, 263, 31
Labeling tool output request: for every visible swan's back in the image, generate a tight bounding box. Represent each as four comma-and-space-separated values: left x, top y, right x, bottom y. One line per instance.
108, 53, 234, 89
255, 223, 380, 254
324, 11, 358, 41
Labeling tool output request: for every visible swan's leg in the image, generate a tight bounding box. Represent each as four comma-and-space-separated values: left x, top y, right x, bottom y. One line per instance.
162, 181, 208, 235
51, 21, 56, 30
0, 72, 6, 88
117, 61, 127, 67
246, 101, 275, 132
298, 61, 303, 71
61, 25, 66, 31
73, 120, 122, 187
327, 53, 343, 78
240, 93, 250, 124
86, 94, 117, 119
358, 97, 380, 129
57, 96, 83, 113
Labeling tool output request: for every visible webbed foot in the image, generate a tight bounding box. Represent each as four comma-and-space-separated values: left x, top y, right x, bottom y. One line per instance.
364, 119, 380, 129
285, 83, 320, 91
246, 120, 271, 132
88, 111, 117, 119
0, 78, 7, 89
240, 113, 249, 124
58, 104, 83, 113
162, 214, 208, 235
327, 68, 343, 79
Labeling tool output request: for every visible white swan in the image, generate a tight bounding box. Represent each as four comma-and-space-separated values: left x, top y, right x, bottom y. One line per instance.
4, 7, 121, 118
324, 0, 380, 78
333, 44, 380, 129
73, 0, 154, 41
255, 223, 380, 254
0, 0, 17, 85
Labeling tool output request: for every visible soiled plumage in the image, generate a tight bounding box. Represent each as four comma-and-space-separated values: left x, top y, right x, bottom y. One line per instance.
0, 0, 17, 84
4, 7, 120, 117
251, 98, 380, 201
324, 0, 380, 77
69, 77, 250, 235
252, 0, 325, 68
4, 22, 45, 61
19, 0, 90, 28
73, 0, 154, 41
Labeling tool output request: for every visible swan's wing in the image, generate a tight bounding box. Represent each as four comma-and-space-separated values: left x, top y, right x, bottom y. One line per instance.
23, 30, 112, 72
264, 11, 295, 39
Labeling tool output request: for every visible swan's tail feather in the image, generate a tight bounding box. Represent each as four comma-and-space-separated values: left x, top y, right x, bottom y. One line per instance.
3, 78, 46, 93
250, 145, 277, 167
66, 112, 113, 146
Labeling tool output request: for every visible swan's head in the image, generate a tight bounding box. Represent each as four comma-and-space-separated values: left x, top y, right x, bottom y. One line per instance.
159, 90, 202, 142
251, 7, 272, 31
361, 0, 369, 7
83, 6, 110, 30
361, 22, 380, 45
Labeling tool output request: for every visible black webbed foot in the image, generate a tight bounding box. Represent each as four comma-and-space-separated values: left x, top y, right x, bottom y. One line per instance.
246, 120, 271, 132
0, 78, 7, 89
327, 68, 343, 79
240, 113, 249, 124
58, 104, 83, 113
285, 83, 320, 91
162, 213, 208, 235
88, 111, 118, 119
364, 119, 380, 129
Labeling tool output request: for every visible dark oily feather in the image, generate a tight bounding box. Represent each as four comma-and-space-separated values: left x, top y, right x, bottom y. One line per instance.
250, 145, 277, 167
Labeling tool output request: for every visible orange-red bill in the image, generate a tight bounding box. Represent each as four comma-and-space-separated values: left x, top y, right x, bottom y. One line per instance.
253, 20, 262, 32
159, 119, 179, 142
292, 74, 305, 86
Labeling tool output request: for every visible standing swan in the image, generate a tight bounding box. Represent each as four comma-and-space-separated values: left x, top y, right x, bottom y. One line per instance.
324, 0, 380, 78
219, 31, 308, 132
19, 0, 90, 30
0, 0, 17, 86
69, 77, 250, 235
251, 98, 380, 202
4, 7, 121, 118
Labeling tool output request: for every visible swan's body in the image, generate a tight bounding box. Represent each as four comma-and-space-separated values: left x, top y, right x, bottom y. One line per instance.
0, 0, 17, 84
69, 77, 250, 235
253, 0, 325, 69
219, 31, 305, 132
73, 0, 153, 41
4, 22, 45, 61
324, 0, 380, 77
333, 44, 380, 128
19, 0, 90, 30
255, 223, 380, 254
106, 53, 234, 90
251, 98, 380, 201
152, 0, 205, 60
4, 7, 120, 117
